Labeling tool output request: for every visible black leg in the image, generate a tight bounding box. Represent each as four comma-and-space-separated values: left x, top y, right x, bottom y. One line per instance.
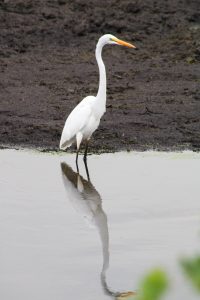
83, 141, 90, 181
84, 158, 90, 181
83, 141, 89, 163
76, 149, 79, 173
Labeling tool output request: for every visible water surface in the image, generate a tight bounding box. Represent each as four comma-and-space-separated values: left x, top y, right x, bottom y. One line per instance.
0, 150, 200, 300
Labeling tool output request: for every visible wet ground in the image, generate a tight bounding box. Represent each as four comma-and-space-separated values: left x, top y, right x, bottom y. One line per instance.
0, 0, 200, 152
0, 150, 200, 299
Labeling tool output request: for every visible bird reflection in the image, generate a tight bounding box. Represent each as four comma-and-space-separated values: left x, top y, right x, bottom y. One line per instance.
61, 162, 136, 299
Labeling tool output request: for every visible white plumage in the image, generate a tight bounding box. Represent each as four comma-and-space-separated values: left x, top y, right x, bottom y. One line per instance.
59, 34, 135, 166
60, 96, 98, 149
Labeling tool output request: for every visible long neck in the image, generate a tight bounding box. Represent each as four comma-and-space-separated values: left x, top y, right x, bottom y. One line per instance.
95, 42, 106, 105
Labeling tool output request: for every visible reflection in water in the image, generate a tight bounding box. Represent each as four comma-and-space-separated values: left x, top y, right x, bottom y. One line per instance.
61, 162, 136, 299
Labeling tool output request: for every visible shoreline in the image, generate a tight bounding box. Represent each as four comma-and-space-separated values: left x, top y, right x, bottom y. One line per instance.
1, 143, 199, 154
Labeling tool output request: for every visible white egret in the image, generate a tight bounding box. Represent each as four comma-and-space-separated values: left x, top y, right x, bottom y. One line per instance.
59, 34, 136, 168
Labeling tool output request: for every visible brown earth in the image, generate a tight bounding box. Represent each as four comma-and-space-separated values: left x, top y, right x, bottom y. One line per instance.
0, 0, 200, 152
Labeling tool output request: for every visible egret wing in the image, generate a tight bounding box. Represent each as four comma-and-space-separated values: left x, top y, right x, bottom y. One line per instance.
60, 96, 94, 149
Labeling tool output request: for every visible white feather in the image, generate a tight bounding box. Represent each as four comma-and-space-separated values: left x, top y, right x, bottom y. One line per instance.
59, 34, 135, 152
60, 96, 96, 149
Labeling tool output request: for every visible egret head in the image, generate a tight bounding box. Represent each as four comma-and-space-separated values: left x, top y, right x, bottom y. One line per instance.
98, 34, 136, 49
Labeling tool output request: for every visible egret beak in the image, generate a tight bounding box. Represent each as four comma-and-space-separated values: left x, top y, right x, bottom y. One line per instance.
111, 37, 136, 49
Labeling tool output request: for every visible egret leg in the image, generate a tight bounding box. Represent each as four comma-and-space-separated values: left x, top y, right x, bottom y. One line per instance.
83, 141, 90, 181
76, 149, 79, 173
83, 141, 89, 163
76, 132, 83, 174
84, 159, 90, 181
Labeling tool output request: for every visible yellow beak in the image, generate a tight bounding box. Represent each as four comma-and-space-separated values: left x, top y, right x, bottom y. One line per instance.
112, 37, 136, 48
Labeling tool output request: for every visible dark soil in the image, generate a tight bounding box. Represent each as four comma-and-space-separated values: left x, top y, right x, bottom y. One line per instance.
0, 0, 200, 152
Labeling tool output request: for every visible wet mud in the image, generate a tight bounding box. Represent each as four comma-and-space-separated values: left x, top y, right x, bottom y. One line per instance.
0, 0, 200, 152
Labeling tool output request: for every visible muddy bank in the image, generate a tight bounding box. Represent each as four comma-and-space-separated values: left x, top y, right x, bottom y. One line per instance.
0, 0, 200, 152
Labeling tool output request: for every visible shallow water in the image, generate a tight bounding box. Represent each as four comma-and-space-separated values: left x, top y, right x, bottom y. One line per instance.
0, 150, 200, 300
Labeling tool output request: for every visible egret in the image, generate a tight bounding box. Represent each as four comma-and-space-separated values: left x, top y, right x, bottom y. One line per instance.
59, 34, 136, 169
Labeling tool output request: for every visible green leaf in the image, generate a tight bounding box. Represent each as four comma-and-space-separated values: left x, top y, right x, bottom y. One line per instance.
181, 256, 200, 292
136, 269, 168, 300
